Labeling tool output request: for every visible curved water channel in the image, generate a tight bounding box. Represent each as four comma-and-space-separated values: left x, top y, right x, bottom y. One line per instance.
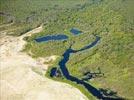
57, 36, 106, 100
35, 34, 123, 100
50, 36, 123, 100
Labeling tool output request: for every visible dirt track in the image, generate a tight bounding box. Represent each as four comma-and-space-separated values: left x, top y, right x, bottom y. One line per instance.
0, 26, 88, 100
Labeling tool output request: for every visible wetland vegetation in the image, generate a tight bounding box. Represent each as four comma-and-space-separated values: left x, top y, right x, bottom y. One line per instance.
1, 0, 134, 100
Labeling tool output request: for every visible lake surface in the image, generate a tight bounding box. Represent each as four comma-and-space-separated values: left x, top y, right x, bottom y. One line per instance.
70, 28, 82, 35
35, 28, 82, 42
35, 34, 68, 42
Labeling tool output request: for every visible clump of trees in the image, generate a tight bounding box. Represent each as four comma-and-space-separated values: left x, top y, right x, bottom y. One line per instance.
80, 67, 104, 81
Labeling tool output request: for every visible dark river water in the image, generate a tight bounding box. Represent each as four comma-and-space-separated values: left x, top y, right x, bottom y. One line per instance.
50, 36, 123, 100
57, 36, 105, 99
35, 34, 123, 100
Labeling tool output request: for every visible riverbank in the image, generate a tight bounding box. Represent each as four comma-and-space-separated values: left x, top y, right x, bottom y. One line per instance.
45, 36, 124, 100
0, 26, 88, 100
46, 65, 96, 100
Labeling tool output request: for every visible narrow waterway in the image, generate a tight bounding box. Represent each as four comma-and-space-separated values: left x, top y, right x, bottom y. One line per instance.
54, 36, 123, 100
59, 36, 104, 99
34, 33, 123, 100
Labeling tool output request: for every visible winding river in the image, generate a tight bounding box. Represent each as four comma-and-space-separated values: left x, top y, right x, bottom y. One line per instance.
58, 36, 105, 99
51, 36, 123, 100
35, 34, 123, 100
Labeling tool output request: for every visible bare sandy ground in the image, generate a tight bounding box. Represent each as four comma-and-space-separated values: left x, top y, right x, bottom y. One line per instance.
0, 26, 88, 100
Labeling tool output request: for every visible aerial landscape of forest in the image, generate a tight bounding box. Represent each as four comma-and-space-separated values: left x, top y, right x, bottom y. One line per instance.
0, 0, 134, 100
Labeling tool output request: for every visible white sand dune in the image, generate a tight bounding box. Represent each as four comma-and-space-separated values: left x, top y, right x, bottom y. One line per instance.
0, 26, 88, 100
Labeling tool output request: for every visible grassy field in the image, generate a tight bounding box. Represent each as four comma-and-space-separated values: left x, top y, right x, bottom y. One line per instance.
1, 0, 134, 100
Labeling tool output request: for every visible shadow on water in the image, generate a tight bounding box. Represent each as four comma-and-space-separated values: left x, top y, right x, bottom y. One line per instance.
51, 36, 124, 100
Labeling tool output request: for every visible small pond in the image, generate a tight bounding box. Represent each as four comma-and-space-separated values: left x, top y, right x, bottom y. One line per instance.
35, 34, 68, 42
70, 28, 82, 35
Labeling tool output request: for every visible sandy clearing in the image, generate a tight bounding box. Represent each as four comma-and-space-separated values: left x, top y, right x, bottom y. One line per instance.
0, 25, 88, 100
